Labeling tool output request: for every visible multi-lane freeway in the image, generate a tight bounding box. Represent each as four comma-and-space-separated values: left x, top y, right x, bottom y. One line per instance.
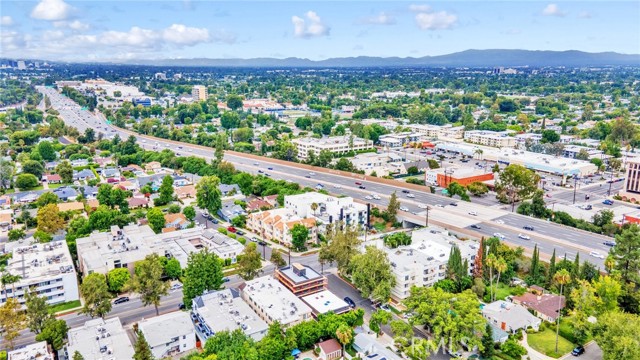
38, 86, 613, 267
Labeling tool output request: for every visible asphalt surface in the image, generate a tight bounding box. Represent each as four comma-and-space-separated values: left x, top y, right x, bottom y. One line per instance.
38, 86, 612, 269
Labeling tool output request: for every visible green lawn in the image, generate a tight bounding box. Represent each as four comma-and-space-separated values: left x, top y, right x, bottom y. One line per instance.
485, 283, 526, 302
47, 183, 67, 189
49, 300, 81, 314
528, 328, 574, 358
373, 221, 386, 231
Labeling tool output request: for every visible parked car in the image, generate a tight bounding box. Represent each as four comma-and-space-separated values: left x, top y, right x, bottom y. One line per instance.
571, 346, 585, 356
170, 283, 183, 290
258, 240, 267, 246
227, 226, 237, 233
602, 199, 614, 205
344, 297, 356, 308
178, 303, 186, 310
113, 297, 129, 304
236, 230, 245, 236
223, 277, 231, 283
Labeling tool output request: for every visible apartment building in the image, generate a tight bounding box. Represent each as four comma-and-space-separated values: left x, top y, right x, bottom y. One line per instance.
0, 240, 79, 307
76, 225, 244, 276
292, 135, 373, 160
464, 130, 516, 148
619, 158, 640, 202
191, 288, 269, 341
383, 228, 478, 300
284, 192, 368, 229
191, 85, 208, 101
138, 312, 196, 359
65, 318, 134, 360
275, 263, 327, 297
246, 208, 317, 247
7, 341, 54, 360
378, 132, 422, 148
407, 124, 465, 139
239, 275, 313, 327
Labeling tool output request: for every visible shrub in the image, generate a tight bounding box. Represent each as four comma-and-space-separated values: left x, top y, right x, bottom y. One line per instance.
218, 228, 228, 235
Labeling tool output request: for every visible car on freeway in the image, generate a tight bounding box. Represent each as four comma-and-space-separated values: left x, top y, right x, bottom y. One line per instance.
258, 170, 263, 173
518, 233, 531, 240
523, 225, 535, 231
407, 193, 415, 198
309, 172, 316, 176
373, 195, 381, 200
355, 182, 362, 185
316, 185, 323, 190
227, 226, 237, 233
399, 206, 409, 212
305, 175, 311, 178
470, 224, 481, 229
468, 211, 478, 216
113, 297, 130, 304
495, 219, 505, 224
603, 240, 617, 247
267, 167, 273, 170
344, 297, 356, 308
358, 185, 366, 189
334, 184, 342, 189
418, 204, 428, 209
590, 251, 604, 259
493, 232, 506, 239
365, 195, 373, 200
434, 204, 443, 208
571, 345, 585, 356
602, 199, 614, 205
402, 190, 410, 194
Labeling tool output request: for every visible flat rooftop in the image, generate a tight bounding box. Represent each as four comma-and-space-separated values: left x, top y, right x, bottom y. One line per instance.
301, 290, 350, 315
242, 275, 312, 325
5, 240, 75, 287
278, 263, 323, 284
7, 341, 52, 360
66, 317, 134, 360
138, 311, 194, 349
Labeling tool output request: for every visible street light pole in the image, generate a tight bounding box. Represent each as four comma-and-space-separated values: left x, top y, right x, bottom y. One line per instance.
572, 176, 579, 204
425, 206, 430, 227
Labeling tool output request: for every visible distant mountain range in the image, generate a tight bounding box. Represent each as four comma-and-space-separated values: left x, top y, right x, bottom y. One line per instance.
116, 49, 640, 68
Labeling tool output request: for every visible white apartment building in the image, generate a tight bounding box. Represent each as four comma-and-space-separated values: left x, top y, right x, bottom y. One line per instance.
382, 228, 478, 300
192, 85, 208, 101
138, 311, 196, 358
515, 133, 576, 148
407, 124, 465, 139
464, 130, 517, 148
284, 192, 369, 229
292, 135, 374, 160
76, 225, 244, 276
191, 288, 269, 341
65, 317, 134, 360
246, 208, 317, 247
7, 341, 54, 360
378, 132, 422, 148
240, 275, 313, 327
1, 240, 79, 307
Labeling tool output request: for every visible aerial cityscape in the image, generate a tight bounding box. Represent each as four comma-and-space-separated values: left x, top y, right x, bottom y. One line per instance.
1, 1, 639, 360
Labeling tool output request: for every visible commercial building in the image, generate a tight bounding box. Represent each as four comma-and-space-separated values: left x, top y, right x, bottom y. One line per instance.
301, 290, 350, 317
0, 240, 79, 307
191, 85, 208, 101
426, 167, 494, 187
619, 158, 640, 202
382, 228, 478, 300
76, 225, 244, 276
138, 311, 196, 358
349, 152, 404, 176
65, 317, 134, 360
464, 130, 517, 148
191, 288, 269, 341
284, 192, 368, 229
378, 132, 422, 148
292, 135, 374, 160
275, 263, 327, 297
239, 275, 313, 327
246, 208, 317, 247
7, 341, 54, 360
407, 124, 465, 139
482, 300, 541, 333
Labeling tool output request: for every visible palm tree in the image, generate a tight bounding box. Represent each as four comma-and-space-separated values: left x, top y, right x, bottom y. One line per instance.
474, 148, 483, 160
493, 257, 507, 302
335, 323, 353, 356
310, 202, 318, 217
1, 272, 21, 299
553, 269, 571, 354
486, 254, 497, 303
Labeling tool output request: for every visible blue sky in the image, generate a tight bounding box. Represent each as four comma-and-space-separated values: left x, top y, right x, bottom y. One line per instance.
1, 1, 639, 61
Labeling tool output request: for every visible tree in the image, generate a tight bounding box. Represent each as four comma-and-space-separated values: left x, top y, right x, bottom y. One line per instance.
56, 161, 73, 183
390, 319, 413, 340
226, 94, 244, 111
22, 160, 45, 179
387, 191, 400, 222
72, 351, 84, 360
35, 319, 68, 351
335, 323, 354, 354
146, 207, 165, 233
486, 253, 497, 302
37, 203, 64, 233
25, 291, 53, 334
350, 246, 396, 302
0, 298, 26, 349
480, 323, 495, 358
593, 312, 640, 360
183, 205, 196, 220
547, 249, 557, 288
369, 309, 392, 335
611, 224, 640, 284
467, 181, 489, 196
383, 232, 412, 248
324, 222, 362, 273
182, 250, 224, 308
107, 268, 131, 293
196, 176, 223, 215
527, 244, 545, 286
80, 273, 112, 318
37, 141, 56, 161
495, 164, 540, 211
15, 173, 39, 189
130, 254, 169, 316
553, 269, 571, 354
133, 330, 154, 360
238, 242, 262, 280
220, 111, 240, 129
541, 129, 561, 143
163, 258, 182, 279
156, 175, 174, 205
270, 251, 286, 268
37, 191, 59, 207
7, 228, 25, 241
0, 159, 14, 191
290, 223, 309, 251
493, 257, 507, 301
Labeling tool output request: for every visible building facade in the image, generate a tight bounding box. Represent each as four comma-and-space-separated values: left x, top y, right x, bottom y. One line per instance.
192, 85, 208, 101
620, 158, 640, 202
246, 208, 317, 247
464, 130, 516, 148
292, 135, 373, 160
275, 263, 327, 297
138, 311, 196, 359
284, 192, 368, 230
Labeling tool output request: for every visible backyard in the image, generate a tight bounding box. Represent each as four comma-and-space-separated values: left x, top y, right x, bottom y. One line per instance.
527, 328, 574, 358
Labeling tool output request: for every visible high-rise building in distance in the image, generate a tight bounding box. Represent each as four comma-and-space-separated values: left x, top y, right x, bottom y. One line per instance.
192, 85, 207, 101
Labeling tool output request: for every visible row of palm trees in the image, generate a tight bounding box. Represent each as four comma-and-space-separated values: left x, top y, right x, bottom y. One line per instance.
1, 271, 21, 299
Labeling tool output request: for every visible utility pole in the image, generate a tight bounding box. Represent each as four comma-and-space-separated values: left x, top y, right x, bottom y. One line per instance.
572, 176, 579, 204
425, 206, 430, 227
607, 171, 614, 196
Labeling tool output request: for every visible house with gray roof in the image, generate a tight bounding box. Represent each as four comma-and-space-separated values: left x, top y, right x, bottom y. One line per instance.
482, 300, 541, 333
53, 187, 78, 201
218, 201, 246, 222
73, 169, 96, 181
220, 184, 242, 197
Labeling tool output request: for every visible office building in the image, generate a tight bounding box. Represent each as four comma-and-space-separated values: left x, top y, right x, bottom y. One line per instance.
301, 290, 350, 316
7, 341, 53, 360
292, 135, 373, 160
138, 312, 196, 358
65, 318, 134, 360
191, 288, 269, 341
407, 124, 465, 139
425, 167, 494, 187
464, 130, 517, 148
0, 240, 79, 307
275, 263, 327, 297
284, 192, 368, 229
240, 275, 313, 327
383, 228, 478, 300
192, 85, 208, 101
619, 158, 640, 202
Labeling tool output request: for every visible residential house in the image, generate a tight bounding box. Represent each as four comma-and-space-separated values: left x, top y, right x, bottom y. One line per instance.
138, 312, 196, 359
220, 184, 242, 197
172, 175, 191, 187
0, 195, 11, 209
317, 339, 342, 360
53, 187, 78, 201
246, 198, 274, 212
128, 197, 149, 209
145, 161, 162, 172
70, 159, 89, 167
102, 168, 121, 179
175, 185, 196, 199
218, 201, 247, 222
121, 164, 143, 173
116, 180, 137, 192
81, 185, 99, 199
56, 201, 85, 212
44, 174, 62, 184
512, 291, 566, 322
353, 333, 401, 360
165, 213, 190, 230
45, 161, 59, 171
93, 156, 114, 167
73, 169, 96, 181
482, 300, 541, 333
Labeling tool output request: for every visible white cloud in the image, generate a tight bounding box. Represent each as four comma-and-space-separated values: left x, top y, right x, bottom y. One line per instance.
100, 27, 159, 47
292, 11, 330, 38
1, 16, 13, 27
409, 4, 431, 13
43, 30, 65, 41
359, 12, 396, 25
542, 4, 567, 17
0, 30, 27, 51
163, 24, 210, 45
31, 0, 75, 21
415, 10, 457, 30
53, 20, 90, 31
578, 11, 592, 19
